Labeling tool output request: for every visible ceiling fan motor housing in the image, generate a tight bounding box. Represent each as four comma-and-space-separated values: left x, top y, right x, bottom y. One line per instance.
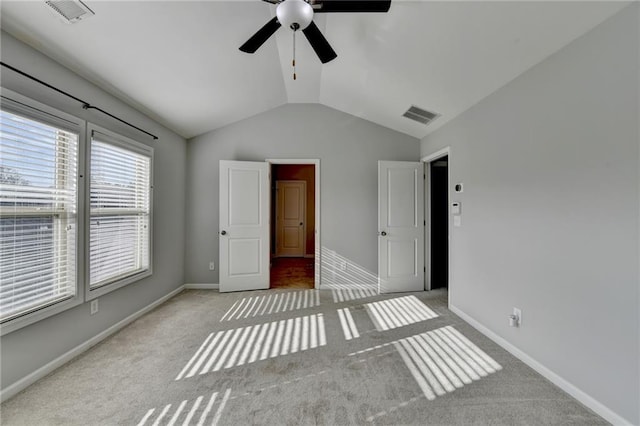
276, 0, 314, 30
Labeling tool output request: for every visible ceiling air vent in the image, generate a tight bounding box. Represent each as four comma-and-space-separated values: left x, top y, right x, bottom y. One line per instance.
402, 105, 440, 126
45, 0, 95, 24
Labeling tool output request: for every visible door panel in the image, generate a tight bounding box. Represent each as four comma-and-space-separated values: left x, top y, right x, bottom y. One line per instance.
378, 161, 424, 293
229, 169, 261, 225
388, 168, 418, 227
220, 161, 269, 292
388, 239, 418, 277
276, 181, 306, 257
229, 239, 261, 275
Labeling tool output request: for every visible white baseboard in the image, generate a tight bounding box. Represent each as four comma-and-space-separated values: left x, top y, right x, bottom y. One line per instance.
0, 285, 185, 403
450, 305, 633, 426
184, 283, 219, 290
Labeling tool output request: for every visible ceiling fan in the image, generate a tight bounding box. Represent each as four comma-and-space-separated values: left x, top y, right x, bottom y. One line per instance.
239, 0, 392, 64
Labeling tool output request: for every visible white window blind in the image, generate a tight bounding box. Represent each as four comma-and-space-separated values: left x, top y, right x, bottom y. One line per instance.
89, 133, 151, 289
0, 109, 78, 322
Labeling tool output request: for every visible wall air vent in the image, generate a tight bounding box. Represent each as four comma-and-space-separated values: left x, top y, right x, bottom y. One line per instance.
45, 0, 94, 24
402, 105, 440, 126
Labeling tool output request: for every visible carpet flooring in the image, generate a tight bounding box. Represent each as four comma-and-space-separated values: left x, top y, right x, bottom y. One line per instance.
1, 288, 607, 425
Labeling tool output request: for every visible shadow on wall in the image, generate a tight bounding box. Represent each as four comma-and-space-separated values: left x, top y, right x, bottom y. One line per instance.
319, 246, 378, 291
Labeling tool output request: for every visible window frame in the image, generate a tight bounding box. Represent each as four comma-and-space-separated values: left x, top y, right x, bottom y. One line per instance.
0, 88, 86, 336
85, 124, 154, 301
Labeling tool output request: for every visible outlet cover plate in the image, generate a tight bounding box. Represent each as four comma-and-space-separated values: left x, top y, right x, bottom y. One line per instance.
90, 299, 99, 315
513, 307, 522, 326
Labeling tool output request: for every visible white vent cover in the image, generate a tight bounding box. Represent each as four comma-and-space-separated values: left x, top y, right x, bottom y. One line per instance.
402, 105, 440, 125
45, 0, 94, 23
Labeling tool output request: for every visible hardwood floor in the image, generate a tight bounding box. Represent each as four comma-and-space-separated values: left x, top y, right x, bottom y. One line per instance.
270, 257, 314, 289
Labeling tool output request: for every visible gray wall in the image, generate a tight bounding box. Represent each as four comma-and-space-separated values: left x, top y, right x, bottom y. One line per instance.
185, 104, 420, 284
0, 32, 187, 389
420, 6, 639, 424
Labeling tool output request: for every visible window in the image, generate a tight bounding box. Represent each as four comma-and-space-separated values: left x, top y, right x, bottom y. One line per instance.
0, 104, 79, 324
88, 128, 152, 294
0, 90, 154, 333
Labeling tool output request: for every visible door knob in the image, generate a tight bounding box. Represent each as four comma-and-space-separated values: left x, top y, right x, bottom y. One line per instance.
220, 230, 227, 235
299, 222, 303, 226
380, 231, 387, 236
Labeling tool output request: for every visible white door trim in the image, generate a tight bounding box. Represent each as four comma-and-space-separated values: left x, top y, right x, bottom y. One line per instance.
266, 159, 321, 289
421, 147, 451, 308
421, 147, 450, 163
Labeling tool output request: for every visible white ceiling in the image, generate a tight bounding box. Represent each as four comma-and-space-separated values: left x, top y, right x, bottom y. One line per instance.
0, 1, 629, 140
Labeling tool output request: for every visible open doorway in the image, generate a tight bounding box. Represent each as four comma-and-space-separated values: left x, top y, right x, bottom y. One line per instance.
423, 147, 450, 293
270, 163, 316, 289
429, 156, 448, 289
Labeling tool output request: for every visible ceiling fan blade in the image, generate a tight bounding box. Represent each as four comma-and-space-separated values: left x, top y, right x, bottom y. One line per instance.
314, 0, 391, 13
302, 21, 337, 64
239, 17, 282, 54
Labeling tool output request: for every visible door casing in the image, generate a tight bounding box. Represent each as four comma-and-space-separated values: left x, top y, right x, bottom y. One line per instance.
267, 159, 321, 289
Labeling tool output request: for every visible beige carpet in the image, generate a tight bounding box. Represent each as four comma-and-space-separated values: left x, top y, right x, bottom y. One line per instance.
0, 288, 606, 425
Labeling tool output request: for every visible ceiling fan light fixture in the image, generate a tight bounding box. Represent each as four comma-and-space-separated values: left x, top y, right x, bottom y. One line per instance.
276, 0, 313, 31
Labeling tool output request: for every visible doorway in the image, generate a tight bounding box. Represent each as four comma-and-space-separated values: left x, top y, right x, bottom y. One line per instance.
270, 163, 316, 289
422, 147, 451, 294
429, 156, 448, 289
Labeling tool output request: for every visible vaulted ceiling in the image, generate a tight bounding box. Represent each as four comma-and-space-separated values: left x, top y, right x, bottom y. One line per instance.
0, 1, 629, 140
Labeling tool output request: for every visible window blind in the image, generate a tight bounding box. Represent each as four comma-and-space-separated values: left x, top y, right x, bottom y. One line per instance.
89, 134, 150, 289
0, 109, 78, 322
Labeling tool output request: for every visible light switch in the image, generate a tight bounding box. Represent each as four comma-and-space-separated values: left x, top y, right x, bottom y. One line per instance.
451, 202, 461, 215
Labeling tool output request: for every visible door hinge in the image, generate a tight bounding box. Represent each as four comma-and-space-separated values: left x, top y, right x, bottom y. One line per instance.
424, 220, 426, 226
424, 266, 426, 272
424, 174, 426, 180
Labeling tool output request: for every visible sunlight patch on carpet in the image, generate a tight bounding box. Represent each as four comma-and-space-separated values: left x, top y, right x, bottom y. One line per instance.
364, 295, 438, 331
337, 307, 360, 340
176, 314, 327, 380
220, 290, 320, 321
359, 325, 502, 421
136, 388, 231, 426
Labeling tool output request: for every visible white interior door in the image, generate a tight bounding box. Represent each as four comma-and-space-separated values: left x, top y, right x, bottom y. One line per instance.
378, 161, 425, 293
219, 160, 269, 292
276, 180, 306, 257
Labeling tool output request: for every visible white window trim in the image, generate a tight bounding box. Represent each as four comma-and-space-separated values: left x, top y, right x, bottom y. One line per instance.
0, 88, 86, 336
85, 124, 154, 301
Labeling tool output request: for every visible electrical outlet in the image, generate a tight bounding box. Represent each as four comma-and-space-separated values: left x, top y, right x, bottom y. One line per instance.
90, 299, 99, 315
338, 260, 347, 271
513, 307, 522, 326
209, 262, 215, 271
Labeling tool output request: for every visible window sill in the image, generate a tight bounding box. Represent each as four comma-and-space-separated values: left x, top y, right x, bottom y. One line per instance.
86, 268, 153, 301
0, 295, 83, 336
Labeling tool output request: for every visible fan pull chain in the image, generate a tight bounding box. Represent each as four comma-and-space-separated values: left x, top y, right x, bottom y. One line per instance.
292, 30, 297, 80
